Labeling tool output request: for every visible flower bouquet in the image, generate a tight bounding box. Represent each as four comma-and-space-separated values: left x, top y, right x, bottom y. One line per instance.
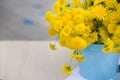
45, 0, 120, 78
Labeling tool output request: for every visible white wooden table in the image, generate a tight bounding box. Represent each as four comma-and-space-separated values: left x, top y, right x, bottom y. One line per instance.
0, 41, 72, 80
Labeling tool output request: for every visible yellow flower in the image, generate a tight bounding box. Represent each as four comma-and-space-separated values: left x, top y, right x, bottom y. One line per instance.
62, 64, 73, 75
73, 15, 84, 24
106, 0, 117, 7
93, 0, 106, 5
107, 24, 117, 33
85, 21, 95, 29
48, 27, 57, 37
58, 39, 66, 46
49, 43, 57, 50
63, 13, 72, 22
62, 14, 73, 27
79, 2, 86, 8
102, 38, 114, 53
102, 46, 112, 53
72, 0, 81, 7
62, 26, 72, 36
109, 12, 120, 23
105, 38, 114, 47
70, 37, 87, 50
83, 10, 93, 20
99, 27, 109, 40
70, 53, 76, 58
53, 20, 63, 32
66, 20, 74, 27
65, 37, 73, 48
91, 5, 106, 19
70, 53, 85, 62
72, 8, 84, 23
75, 54, 85, 62
115, 25, 120, 35
112, 47, 120, 53
59, 0, 67, 6
74, 23, 86, 34
113, 35, 120, 44
88, 32, 98, 44
53, 1, 61, 13
45, 11, 54, 24
103, 17, 110, 26
117, 4, 120, 15
72, 8, 83, 15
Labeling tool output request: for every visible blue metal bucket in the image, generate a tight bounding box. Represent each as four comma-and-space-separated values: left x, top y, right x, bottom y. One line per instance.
79, 44, 120, 80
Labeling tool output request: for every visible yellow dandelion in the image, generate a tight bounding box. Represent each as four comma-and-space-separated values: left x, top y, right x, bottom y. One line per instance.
53, 1, 61, 13
65, 37, 73, 48
103, 38, 114, 53
103, 17, 110, 26
70, 37, 87, 50
70, 53, 76, 58
102, 46, 112, 53
79, 1, 86, 8
59, 0, 67, 6
106, 0, 117, 7
117, 4, 120, 15
72, 0, 81, 7
62, 64, 73, 75
59, 32, 65, 39
70, 53, 85, 62
105, 38, 114, 47
74, 54, 85, 62
66, 20, 74, 27
113, 35, 120, 44
88, 32, 98, 44
93, 0, 106, 5
91, 5, 106, 20
72, 8, 83, 15
115, 25, 120, 35
48, 27, 57, 37
62, 26, 72, 36
112, 47, 120, 53
99, 27, 109, 40
72, 8, 84, 23
85, 21, 95, 29
82, 34, 89, 43
53, 20, 63, 32
109, 12, 119, 23
83, 10, 93, 20
63, 13, 72, 22
107, 24, 117, 33
58, 39, 66, 47
74, 23, 86, 35
45, 11, 54, 24
73, 15, 84, 24
49, 43, 57, 50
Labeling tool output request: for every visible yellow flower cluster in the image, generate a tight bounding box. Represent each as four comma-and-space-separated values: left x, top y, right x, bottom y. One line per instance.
46, 0, 120, 75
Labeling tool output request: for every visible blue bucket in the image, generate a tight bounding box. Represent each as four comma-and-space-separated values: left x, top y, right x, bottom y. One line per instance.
79, 44, 120, 80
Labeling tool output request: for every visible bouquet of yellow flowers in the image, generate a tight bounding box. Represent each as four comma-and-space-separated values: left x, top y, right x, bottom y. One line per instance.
45, 0, 120, 75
